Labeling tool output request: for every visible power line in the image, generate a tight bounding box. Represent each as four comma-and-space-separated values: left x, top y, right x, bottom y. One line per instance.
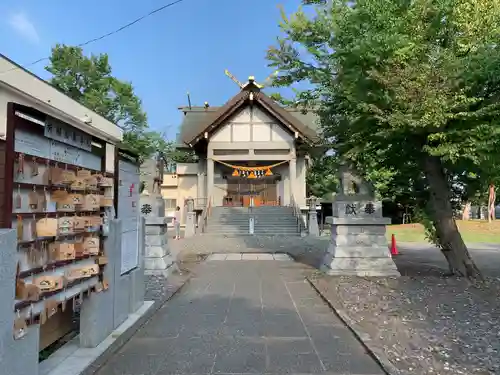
0, 0, 187, 75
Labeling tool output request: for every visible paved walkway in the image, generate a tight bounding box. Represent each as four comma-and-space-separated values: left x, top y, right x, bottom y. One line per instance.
97, 258, 384, 375
169, 234, 500, 277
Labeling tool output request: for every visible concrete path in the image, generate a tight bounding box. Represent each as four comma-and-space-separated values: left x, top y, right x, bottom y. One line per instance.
96, 259, 384, 375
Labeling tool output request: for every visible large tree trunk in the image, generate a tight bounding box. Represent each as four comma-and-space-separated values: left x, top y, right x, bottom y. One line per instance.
423, 155, 482, 278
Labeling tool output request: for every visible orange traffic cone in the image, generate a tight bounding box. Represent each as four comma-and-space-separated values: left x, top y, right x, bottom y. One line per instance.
390, 234, 399, 256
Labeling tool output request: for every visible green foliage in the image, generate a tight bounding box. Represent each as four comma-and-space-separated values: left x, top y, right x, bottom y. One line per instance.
268, 0, 500, 214
268, 0, 500, 275
46, 44, 160, 161
167, 147, 198, 163
307, 154, 339, 198
268, 92, 295, 106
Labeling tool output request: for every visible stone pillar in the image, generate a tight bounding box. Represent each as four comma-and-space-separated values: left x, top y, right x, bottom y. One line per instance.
140, 163, 175, 277
307, 196, 320, 237
289, 158, 297, 200
321, 166, 400, 276
0, 229, 40, 375
185, 212, 196, 238
207, 158, 214, 205
184, 198, 196, 238
144, 217, 174, 277
186, 197, 194, 212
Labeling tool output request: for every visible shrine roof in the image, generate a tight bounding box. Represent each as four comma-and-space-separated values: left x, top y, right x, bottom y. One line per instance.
177, 84, 320, 146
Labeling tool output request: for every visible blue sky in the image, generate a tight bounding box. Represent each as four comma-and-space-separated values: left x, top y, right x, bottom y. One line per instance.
0, 0, 305, 140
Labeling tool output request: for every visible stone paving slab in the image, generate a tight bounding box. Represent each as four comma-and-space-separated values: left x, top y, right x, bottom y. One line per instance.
207, 252, 294, 261
96, 260, 384, 375
241, 253, 259, 260
225, 253, 242, 260
273, 253, 294, 261
207, 253, 228, 261
257, 253, 275, 260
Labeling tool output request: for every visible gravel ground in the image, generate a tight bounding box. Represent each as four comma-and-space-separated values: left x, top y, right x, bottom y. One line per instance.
163, 234, 500, 374
144, 274, 172, 301
311, 274, 500, 375
144, 265, 193, 302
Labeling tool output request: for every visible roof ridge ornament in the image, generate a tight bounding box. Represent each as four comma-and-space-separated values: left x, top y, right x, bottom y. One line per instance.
224, 69, 279, 90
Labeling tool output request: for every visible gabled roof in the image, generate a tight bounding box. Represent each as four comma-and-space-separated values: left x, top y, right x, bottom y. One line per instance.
178, 82, 320, 146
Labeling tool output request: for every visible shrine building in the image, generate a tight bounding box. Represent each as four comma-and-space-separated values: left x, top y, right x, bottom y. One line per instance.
161, 76, 320, 219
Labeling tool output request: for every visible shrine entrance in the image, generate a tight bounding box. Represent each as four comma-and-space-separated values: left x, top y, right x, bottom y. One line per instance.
224, 175, 281, 207
215, 160, 288, 207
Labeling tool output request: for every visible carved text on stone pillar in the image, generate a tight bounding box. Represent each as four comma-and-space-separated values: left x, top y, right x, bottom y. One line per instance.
364, 202, 375, 215
345, 204, 357, 215
141, 204, 152, 215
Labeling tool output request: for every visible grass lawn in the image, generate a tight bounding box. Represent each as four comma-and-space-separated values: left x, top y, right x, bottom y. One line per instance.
386, 220, 500, 243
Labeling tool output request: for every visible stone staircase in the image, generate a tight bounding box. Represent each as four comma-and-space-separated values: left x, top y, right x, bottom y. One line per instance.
205, 206, 301, 236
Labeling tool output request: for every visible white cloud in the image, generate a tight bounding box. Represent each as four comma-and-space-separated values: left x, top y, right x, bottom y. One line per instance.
8, 12, 40, 43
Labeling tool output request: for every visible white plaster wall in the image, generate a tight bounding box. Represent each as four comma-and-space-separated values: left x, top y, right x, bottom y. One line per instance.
254, 123, 271, 141
211, 124, 231, 142
229, 107, 251, 123
163, 174, 179, 187
232, 123, 251, 142
271, 124, 292, 143
252, 107, 271, 123
208, 103, 294, 145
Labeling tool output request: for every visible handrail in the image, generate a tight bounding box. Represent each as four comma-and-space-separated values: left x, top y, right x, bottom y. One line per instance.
199, 196, 212, 233
290, 195, 306, 233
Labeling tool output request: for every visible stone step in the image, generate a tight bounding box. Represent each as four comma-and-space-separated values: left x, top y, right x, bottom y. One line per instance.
207, 220, 298, 225
207, 225, 298, 230
212, 216, 297, 218
208, 220, 298, 225
201, 233, 301, 237
213, 206, 293, 209
212, 211, 295, 214
207, 224, 299, 229
207, 228, 298, 234
210, 218, 298, 222
210, 213, 295, 216
207, 205, 299, 236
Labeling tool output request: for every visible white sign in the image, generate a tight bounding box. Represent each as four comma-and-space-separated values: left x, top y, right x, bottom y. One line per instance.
118, 159, 140, 274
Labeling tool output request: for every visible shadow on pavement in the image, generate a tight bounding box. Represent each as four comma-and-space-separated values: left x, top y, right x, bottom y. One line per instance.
96, 262, 385, 375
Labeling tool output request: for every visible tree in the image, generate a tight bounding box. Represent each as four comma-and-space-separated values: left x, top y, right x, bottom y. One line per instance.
269, 92, 339, 198
307, 154, 339, 198
46, 44, 160, 161
268, 0, 500, 277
